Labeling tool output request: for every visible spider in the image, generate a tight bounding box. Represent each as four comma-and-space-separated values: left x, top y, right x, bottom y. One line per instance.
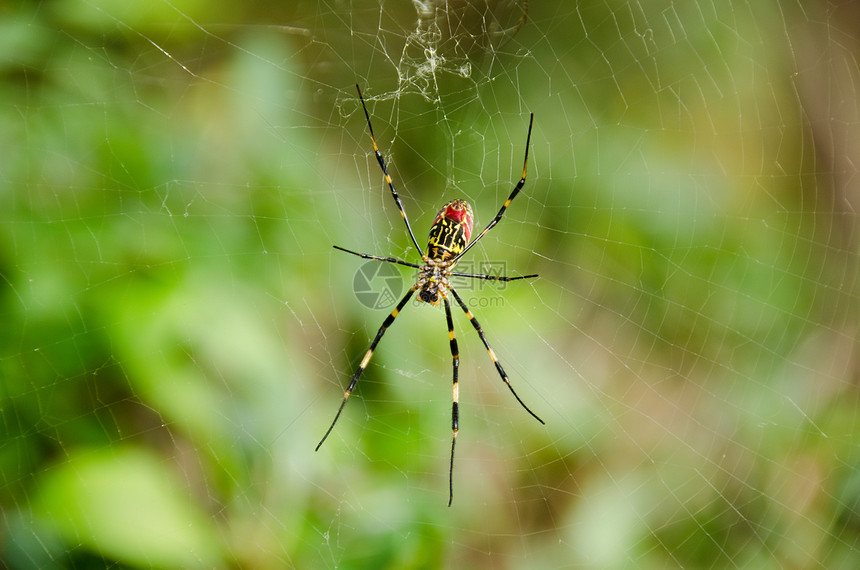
316, 85, 544, 506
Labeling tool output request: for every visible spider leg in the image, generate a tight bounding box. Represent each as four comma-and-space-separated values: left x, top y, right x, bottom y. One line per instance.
355, 85, 425, 256
453, 113, 534, 262
333, 245, 421, 269
443, 297, 460, 507
448, 271, 538, 282
448, 287, 544, 425
315, 286, 417, 451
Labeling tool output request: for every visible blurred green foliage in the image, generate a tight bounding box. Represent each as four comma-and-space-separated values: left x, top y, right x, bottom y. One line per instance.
1, 0, 859, 568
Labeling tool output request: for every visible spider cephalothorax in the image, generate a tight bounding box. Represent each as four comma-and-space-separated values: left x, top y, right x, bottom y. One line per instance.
316, 85, 543, 506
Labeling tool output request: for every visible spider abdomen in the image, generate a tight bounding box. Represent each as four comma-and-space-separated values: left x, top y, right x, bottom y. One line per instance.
426, 199, 474, 262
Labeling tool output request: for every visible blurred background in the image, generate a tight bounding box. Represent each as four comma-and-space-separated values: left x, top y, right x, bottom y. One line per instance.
2, 0, 859, 568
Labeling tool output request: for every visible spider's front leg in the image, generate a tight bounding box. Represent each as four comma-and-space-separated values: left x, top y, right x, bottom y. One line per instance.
448, 287, 544, 425
443, 297, 460, 507
315, 286, 417, 451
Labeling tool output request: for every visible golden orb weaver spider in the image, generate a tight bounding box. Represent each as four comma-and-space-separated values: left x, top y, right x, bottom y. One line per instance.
316, 85, 544, 506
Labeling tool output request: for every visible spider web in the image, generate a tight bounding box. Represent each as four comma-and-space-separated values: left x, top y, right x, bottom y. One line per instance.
2, 0, 860, 568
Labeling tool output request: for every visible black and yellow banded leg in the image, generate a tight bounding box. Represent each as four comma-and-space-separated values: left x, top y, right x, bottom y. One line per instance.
448, 287, 544, 425
453, 113, 534, 262
316, 287, 417, 451
443, 297, 460, 507
355, 84, 424, 256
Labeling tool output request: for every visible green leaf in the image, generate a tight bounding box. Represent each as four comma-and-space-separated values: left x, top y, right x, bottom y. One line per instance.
32, 447, 222, 568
